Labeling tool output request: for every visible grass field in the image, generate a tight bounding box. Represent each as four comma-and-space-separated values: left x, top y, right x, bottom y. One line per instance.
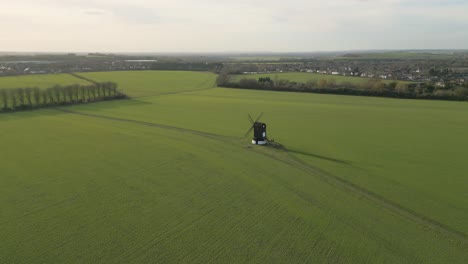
233, 72, 410, 85
0, 73, 91, 89
80, 71, 216, 97
1, 71, 467, 263
228, 56, 303, 62
335, 51, 455, 60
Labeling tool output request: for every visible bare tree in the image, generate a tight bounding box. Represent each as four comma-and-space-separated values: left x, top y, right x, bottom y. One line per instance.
9, 89, 18, 109
79, 85, 87, 102
25, 88, 33, 107
53, 85, 61, 103
41, 89, 49, 106
71, 85, 80, 102
47, 88, 54, 105
96, 83, 102, 99
0, 89, 8, 110
65, 86, 73, 103
17, 88, 25, 106
32, 87, 41, 106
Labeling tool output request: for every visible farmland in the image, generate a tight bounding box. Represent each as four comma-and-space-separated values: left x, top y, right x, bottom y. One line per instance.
1, 71, 467, 263
335, 51, 457, 60
233, 72, 411, 85
80, 71, 216, 97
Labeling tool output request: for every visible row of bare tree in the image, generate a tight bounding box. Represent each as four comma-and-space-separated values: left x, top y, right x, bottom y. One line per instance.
0, 82, 126, 112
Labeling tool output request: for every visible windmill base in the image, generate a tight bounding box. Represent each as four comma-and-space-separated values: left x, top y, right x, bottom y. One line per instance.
252, 139, 267, 145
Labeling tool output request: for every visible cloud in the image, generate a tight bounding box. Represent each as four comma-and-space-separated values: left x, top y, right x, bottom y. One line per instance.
0, 0, 467, 52
83, 10, 107, 16
108, 6, 160, 25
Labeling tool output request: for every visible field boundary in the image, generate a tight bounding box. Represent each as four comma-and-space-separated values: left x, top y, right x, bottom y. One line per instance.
132, 86, 216, 99
69, 73, 99, 84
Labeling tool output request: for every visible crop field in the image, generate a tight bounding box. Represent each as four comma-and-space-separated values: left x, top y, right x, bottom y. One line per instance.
0, 73, 91, 89
228, 56, 302, 62
80, 71, 216, 97
335, 51, 456, 60
234, 72, 410, 85
1, 71, 467, 263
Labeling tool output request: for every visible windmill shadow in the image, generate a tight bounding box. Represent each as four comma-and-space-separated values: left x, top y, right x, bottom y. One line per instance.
286, 148, 351, 165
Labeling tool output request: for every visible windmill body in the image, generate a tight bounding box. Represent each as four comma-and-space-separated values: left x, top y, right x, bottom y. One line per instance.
245, 113, 268, 145
252, 122, 267, 145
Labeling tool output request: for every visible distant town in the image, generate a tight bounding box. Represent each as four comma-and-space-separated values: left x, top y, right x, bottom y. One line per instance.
1, 51, 467, 89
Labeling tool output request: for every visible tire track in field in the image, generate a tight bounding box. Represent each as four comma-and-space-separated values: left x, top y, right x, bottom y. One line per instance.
54, 108, 235, 141
248, 146, 468, 247
131, 86, 215, 99
184, 200, 283, 263
68, 73, 98, 84
0, 193, 81, 226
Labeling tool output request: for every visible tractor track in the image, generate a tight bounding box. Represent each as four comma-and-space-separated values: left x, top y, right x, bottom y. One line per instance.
55, 107, 467, 247
248, 146, 468, 248
54, 108, 235, 141
132, 74, 216, 99
131, 86, 215, 99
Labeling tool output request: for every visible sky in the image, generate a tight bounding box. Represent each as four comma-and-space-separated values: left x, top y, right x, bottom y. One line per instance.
1, 0, 467, 52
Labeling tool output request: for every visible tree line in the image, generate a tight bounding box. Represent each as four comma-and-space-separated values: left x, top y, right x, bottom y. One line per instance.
0, 82, 127, 113
150, 62, 223, 72
217, 74, 468, 101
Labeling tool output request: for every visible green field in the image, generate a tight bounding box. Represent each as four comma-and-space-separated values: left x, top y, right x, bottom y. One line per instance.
234, 72, 410, 85
335, 51, 455, 60
0, 73, 91, 89
1, 71, 467, 263
228, 56, 303, 62
80, 71, 216, 97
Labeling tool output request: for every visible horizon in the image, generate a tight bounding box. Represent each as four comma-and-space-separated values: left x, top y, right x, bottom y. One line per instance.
1, 49, 467, 56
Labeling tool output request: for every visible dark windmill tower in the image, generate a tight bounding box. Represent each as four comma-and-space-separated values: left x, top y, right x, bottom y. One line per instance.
245, 113, 268, 145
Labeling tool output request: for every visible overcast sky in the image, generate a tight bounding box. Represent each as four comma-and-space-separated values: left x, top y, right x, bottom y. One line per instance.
1, 0, 467, 52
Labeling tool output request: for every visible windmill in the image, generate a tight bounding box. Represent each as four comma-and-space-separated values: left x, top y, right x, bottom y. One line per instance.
245, 113, 268, 145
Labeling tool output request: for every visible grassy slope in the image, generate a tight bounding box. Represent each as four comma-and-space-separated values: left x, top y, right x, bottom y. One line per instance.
74, 72, 467, 235
1, 71, 467, 262
233, 72, 410, 85
1, 109, 466, 264
0, 74, 90, 89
